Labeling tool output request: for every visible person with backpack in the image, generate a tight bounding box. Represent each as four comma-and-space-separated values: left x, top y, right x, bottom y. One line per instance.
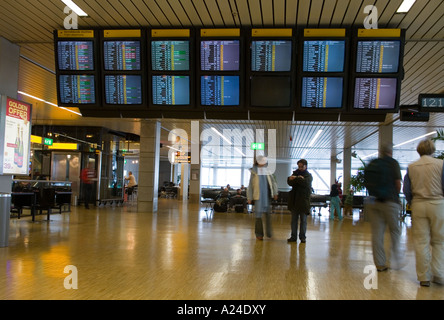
403, 139, 444, 287
364, 143, 404, 272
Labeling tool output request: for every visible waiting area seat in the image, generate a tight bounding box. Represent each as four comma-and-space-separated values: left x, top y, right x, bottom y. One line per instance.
10, 182, 72, 221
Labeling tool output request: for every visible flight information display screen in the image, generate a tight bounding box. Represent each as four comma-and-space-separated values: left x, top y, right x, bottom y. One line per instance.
152, 75, 190, 105
303, 40, 345, 72
353, 78, 397, 109
201, 40, 240, 71
57, 41, 94, 70
201, 75, 239, 106
103, 41, 141, 70
301, 77, 343, 108
151, 40, 190, 71
104, 75, 142, 104
250, 76, 291, 107
251, 40, 292, 71
356, 41, 400, 73
59, 75, 96, 104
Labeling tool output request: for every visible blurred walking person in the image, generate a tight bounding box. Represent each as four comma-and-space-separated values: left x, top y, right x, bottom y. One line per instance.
364, 143, 404, 272
247, 156, 278, 240
403, 139, 444, 287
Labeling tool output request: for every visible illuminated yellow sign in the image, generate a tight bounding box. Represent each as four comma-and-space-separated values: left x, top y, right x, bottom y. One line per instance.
47, 143, 78, 150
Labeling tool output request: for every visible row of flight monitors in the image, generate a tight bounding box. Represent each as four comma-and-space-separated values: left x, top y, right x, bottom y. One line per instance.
54, 28, 405, 116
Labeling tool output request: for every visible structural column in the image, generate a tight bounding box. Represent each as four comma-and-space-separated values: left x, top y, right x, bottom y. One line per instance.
379, 122, 393, 157
275, 162, 292, 190
137, 120, 161, 213
0, 37, 20, 194
343, 147, 352, 191
188, 120, 201, 203
330, 156, 337, 189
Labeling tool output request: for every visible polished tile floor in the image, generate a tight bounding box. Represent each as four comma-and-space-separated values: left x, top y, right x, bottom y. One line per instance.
1, 199, 443, 300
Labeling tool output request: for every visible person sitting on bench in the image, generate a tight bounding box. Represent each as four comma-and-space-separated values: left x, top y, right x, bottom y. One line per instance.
229, 189, 247, 213
125, 171, 138, 195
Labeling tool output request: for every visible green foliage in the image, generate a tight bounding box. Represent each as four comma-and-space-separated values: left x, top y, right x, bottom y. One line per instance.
432, 129, 444, 159
349, 166, 366, 192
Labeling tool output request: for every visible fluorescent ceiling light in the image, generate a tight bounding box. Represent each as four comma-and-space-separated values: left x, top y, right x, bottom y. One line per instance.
166, 146, 180, 152
299, 130, 323, 159
62, 0, 88, 16
308, 129, 323, 147
362, 131, 437, 160
393, 131, 436, 148
17, 91, 82, 116
211, 127, 232, 145
397, 0, 416, 13
234, 147, 246, 157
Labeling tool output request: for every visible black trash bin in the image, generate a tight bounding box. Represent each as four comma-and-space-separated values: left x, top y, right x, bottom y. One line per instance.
0, 193, 11, 247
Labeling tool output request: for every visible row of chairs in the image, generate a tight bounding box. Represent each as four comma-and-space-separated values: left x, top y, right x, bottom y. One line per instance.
11, 188, 72, 221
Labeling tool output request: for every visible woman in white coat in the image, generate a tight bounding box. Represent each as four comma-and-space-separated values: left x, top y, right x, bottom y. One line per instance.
247, 156, 278, 240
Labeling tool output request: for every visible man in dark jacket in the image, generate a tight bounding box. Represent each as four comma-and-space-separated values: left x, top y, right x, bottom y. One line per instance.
287, 159, 313, 243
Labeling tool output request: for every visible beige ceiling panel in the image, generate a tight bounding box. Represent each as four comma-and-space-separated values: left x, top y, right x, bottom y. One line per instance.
247, 0, 262, 27
318, 0, 338, 26
307, 0, 323, 26
329, 0, 351, 27
297, 0, 310, 27
204, 0, 225, 27
191, 0, 213, 27
216, 0, 237, 26
273, 0, 286, 27
233, 0, 252, 27
261, 0, 274, 26
285, 0, 298, 27
179, 0, 204, 27
155, 0, 183, 26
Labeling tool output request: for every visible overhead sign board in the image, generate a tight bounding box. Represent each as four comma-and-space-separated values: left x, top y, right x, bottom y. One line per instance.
419, 94, 444, 112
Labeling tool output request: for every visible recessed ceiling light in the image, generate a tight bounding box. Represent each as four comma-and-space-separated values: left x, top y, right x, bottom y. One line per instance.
61, 0, 88, 16
397, 0, 416, 13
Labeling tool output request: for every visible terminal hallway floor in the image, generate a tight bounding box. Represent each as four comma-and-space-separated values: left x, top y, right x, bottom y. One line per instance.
1, 199, 443, 300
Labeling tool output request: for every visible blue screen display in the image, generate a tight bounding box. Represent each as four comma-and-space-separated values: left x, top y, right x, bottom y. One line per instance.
303, 40, 345, 72
152, 75, 190, 105
105, 75, 142, 104
301, 77, 343, 108
201, 75, 239, 106
356, 41, 400, 73
251, 40, 292, 71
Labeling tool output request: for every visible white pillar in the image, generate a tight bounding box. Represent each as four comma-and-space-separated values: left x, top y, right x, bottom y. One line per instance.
0, 38, 20, 194
343, 147, 352, 191
379, 122, 393, 157
330, 156, 337, 188
275, 161, 292, 190
137, 120, 161, 213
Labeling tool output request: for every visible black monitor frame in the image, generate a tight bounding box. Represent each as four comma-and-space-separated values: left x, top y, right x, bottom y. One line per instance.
54, 30, 102, 109
148, 29, 195, 111
347, 28, 405, 115
100, 29, 147, 110
246, 28, 295, 117
295, 27, 349, 115
197, 29, 245, 116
